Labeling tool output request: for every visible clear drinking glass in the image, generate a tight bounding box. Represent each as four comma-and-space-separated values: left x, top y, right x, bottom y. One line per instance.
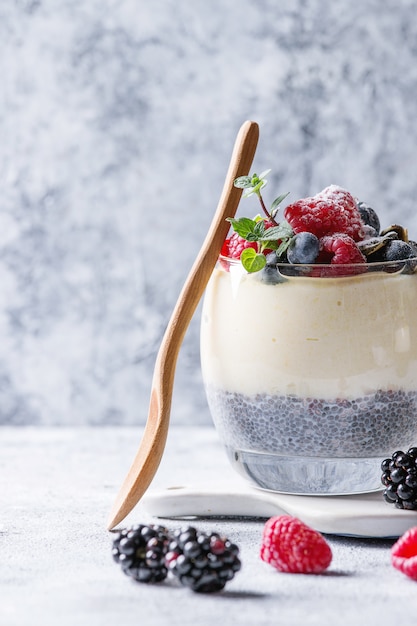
200, 257, 417, 495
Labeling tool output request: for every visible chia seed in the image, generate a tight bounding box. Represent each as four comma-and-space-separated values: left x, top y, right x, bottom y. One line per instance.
205, 386, 417, 457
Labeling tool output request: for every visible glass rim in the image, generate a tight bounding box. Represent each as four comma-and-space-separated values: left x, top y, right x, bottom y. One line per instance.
218, 254, 417, 269
218, 253, 417, 275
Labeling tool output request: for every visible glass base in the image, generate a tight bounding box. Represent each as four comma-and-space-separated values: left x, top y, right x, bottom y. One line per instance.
226, 447, 383, 495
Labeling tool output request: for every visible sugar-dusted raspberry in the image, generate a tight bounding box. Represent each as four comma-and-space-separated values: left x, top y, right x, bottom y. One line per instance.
221, 232, 257, 259
391, 526, 417, 580
284, 185, 365, 241
319, 233, 367, 265
260, 515, 332, 574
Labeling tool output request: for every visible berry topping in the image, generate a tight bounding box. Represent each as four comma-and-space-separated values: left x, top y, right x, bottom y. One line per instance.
227, 170, 416, 276
382, 240, 417, 262
356, 200, 381, 234
287, 232, 320, 264
111, 524, 170, 583
165, 526, 241, 593
381, 447, 417, 509
319, 233, 367, 265
260, 515, 332, 574
391, 526, 417, 580
221, 232, 257, 259
284, 185, 365, 241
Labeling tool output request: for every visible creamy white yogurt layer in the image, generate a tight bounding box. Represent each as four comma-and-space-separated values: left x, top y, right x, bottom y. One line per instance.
200, 261, 417, 399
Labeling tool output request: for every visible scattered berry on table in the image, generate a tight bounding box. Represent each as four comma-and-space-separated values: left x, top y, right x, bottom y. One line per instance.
391, 526, 417, 580
165, 526, 241, 593
284, 185, 365, 241
260, 515, 332, 574
287, 232, 320, 264
356, 200, 381, 234
112, 524, 170, 583
381, 447, 417, 509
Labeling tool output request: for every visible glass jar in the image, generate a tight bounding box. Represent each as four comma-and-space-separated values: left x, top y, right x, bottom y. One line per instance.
200, 257, 417, 494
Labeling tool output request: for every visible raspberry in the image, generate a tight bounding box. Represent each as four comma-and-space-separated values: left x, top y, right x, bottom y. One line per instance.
284, 185, 365, 241
319, 233, 367, 265
260, 515, 332, 574
391, 526, 417, 580
221, 232, 257, 259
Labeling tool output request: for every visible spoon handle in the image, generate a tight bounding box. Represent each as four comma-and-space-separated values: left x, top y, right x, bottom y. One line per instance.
108, 120, 259, 528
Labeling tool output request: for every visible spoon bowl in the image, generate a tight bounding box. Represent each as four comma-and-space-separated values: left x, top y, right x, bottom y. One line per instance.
107, 120, 259, 529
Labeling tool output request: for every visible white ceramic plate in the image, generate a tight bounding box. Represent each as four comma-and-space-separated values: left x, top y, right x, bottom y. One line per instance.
142, 483, 417, 538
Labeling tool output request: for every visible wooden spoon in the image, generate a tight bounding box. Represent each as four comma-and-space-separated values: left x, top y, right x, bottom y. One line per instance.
107, 120, 259, 529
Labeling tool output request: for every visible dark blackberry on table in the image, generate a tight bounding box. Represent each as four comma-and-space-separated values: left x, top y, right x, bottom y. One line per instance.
112, 523, 170, 583
165, 526, 241, 593
381, 447, 417, 509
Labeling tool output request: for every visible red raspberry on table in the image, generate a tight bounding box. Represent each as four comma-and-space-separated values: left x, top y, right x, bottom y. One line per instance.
260, 515, 332, 574
391, 526, 417, 580
221, 232, 257, 259
319, 233, 366, 265
284, 185, 365, 241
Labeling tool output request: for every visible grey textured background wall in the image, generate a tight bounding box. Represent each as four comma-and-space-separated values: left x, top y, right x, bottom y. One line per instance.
2, 0, 417, 425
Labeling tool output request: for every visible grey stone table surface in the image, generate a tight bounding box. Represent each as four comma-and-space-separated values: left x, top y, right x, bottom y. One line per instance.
2, 426, 417, 626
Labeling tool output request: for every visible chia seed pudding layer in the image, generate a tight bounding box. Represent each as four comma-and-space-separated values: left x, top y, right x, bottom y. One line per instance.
205, 386, 417, 457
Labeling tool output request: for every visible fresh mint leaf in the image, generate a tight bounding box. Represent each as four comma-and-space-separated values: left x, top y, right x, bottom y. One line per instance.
253, 220, 266, 237
261, 221, 293, 241
276, 238, 293, 258
271, 192, 290, 213
227, 217, 257, 239
236, 171, 271, 198
240, 248, 267, 273
234, 176, 253, 189
258, 169, 271, 180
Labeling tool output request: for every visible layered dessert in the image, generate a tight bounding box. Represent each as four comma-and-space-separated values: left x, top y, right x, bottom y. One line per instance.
200, 172, 417, 493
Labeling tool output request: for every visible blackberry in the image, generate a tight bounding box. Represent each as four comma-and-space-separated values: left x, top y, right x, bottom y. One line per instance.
381, 447, 417, 509
165, 526, 241, 593
112, 524, 170, 583
357, 201, 381, 234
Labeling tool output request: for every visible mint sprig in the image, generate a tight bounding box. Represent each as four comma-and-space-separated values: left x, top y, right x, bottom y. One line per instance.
229, 171, 293, 273
234, 171, 289, 223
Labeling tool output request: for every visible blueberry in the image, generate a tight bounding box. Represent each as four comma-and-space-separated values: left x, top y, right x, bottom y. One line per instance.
381, 241, 417, 274
260, 264, 285, 285
407, 240, 417, 257
357, 201, 381, 234
287, 232, 319, 264
382, 240, 416, 262
260, 251, 286, 284
265, 251, 278, 266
